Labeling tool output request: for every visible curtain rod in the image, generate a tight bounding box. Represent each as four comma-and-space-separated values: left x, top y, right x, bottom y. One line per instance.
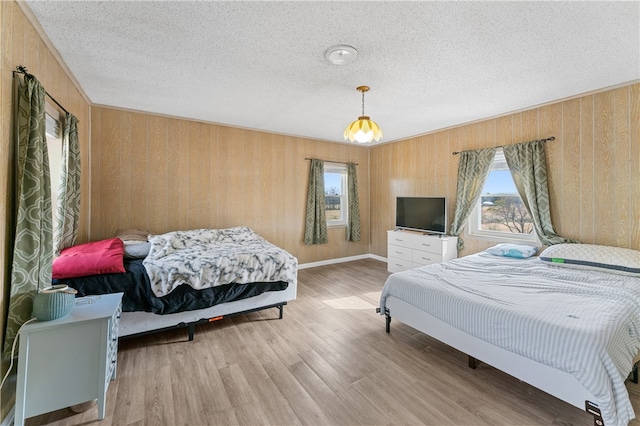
452, 136, 555, 155
12, 65, 70, 115
305, 158, 358, 166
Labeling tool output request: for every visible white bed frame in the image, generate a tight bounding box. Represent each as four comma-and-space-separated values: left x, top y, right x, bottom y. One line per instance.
383, 295, 639, 424
119, 281, 297, 340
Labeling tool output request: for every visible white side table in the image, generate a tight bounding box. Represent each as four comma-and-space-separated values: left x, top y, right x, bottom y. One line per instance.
15, 293, 123, 426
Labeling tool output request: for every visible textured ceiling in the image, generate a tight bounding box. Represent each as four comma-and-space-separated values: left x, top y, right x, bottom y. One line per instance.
25, 1, 640, 145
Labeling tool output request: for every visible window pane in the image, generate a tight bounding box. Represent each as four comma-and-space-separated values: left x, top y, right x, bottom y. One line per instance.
483, 170, 516, 193
324, 173, 342, 196
480, 193, 534, 234
325, 172, 343, 221
480, 170, 533, 235
47, 133, 63, 227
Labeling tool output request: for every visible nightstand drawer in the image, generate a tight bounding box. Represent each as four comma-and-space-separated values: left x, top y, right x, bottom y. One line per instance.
106, 302, 121, 383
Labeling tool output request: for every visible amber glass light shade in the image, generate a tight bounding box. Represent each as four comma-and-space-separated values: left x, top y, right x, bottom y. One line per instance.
343, 116, 383, 143
344, 86, 382, 143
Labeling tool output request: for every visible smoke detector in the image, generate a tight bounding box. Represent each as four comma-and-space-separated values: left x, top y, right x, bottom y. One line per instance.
324, 45, 358, 65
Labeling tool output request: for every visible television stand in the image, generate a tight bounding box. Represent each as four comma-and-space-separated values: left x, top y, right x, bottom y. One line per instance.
387, 230, 457, 273
395, 228, 445, 237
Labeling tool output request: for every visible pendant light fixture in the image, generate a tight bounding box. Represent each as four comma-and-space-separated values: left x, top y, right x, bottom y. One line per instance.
344, 85, 383, 144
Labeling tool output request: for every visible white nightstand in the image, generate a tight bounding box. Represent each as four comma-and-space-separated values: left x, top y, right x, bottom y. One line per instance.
15, 293, 123, 426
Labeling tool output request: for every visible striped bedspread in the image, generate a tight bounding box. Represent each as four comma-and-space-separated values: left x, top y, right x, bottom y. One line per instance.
379, 253, 640, 426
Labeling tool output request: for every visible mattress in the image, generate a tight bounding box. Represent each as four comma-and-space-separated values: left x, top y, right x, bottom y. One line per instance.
379, 253, 640, 426
59, 259, 288, 315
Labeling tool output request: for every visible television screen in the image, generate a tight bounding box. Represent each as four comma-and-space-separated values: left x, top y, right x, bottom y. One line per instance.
395, 197, 447, 234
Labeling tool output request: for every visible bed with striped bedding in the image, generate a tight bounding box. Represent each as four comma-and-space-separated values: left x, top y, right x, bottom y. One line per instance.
379, 252, 640, 425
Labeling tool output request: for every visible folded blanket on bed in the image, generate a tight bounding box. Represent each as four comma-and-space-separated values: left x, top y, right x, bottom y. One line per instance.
144, 227, 297, 297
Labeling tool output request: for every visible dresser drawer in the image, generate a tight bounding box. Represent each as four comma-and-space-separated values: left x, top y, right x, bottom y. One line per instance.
388, 232, 414, 246
387, 256, 413, 273
413, 250, 440, 266
410, 238, 443, 254
387, 244, 412, 260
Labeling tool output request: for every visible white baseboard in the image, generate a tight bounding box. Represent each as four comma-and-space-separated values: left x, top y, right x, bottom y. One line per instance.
369, 254, 387, 263
1, 407, 14, 426
298, 253, 386, 270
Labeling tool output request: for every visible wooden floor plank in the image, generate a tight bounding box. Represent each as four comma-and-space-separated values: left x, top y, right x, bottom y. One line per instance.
287, 358, 362, 425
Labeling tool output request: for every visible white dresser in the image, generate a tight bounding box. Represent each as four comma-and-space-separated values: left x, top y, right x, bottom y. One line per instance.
15, 293, 123, 426
387, 230, 458, 273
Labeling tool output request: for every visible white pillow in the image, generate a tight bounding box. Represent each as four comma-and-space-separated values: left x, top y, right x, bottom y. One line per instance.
485, 243, 538, 259
123, 242, 151, 259
539, 243, 640, 276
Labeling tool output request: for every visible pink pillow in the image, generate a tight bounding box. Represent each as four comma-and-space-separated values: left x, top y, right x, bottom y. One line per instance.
52, 238, 125, 279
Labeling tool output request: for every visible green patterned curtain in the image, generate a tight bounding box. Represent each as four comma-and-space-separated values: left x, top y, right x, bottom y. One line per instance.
3, 75, 53, 358
449, 147, 496, 250
304, 159, 328, 245
503, 140, 577, 246
53, 113, 81, 255
346, 163, 361, 241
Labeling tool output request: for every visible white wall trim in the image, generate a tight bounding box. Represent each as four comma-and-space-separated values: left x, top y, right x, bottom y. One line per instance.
298, 254, 386, 270
1, 406, 14, 426
369, 254, 387, 263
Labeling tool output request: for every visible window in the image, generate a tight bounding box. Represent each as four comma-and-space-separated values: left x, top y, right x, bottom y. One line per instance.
324, 162, 348, 227
468, 148, 537, 242
45, 102, 64, 227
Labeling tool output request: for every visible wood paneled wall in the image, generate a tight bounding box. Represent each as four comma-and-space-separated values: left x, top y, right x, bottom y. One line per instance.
370, 83, 640, 258
90, 107, 370, 265
0, 0, 90, 417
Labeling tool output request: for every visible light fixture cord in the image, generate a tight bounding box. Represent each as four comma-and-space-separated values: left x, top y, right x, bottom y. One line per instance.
361, 90, 365, 116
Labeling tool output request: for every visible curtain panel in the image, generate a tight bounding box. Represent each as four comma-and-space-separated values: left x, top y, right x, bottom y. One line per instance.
3, 75, 53, 358
346, 163, 361, 241
449, 147, 496, 250
304, 159, 328, 245
503, 140, 577, 246
53, 113, 81, 255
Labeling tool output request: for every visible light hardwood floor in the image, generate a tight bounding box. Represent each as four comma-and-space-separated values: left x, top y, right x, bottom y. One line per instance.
28, 259, 639, 425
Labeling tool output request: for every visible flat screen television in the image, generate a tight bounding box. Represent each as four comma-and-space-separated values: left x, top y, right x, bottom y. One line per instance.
395, 196, 447, 234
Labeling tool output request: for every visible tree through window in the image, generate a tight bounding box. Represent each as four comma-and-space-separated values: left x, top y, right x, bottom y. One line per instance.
324, 162, 348, 226
469, 148, 536, 242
